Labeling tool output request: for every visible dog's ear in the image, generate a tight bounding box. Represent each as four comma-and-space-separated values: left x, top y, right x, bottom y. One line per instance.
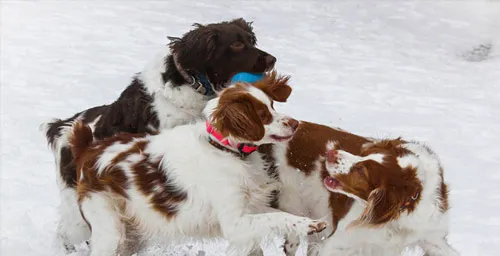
211, 92, 265, 142
347, 188, 399, 229
230, 18, 256, 44
254, 71, 292, 102
169, 26, 218, 70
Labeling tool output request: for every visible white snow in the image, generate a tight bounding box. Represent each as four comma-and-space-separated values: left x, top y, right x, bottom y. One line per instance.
1, 1, 499, 255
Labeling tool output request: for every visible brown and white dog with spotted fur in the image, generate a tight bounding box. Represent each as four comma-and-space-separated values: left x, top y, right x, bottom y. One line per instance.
272, 122, 459, 256
40, 18, 276, 251
66, 73, 327, 256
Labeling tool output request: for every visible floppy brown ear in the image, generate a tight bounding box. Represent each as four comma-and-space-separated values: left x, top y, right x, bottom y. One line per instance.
255, 71, 292, 102
211, 93, 264, 142
348, 188, 398, 229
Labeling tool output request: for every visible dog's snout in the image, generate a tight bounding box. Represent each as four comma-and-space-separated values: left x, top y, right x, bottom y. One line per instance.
327, 149, 338, 164
284, 118, 299, 131
265, 55, 276, 68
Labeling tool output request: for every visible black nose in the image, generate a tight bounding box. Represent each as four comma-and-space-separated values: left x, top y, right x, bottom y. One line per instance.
265, 55, 276, 69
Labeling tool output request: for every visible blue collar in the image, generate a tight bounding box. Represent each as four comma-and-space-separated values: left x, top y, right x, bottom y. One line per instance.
191, 71, 215, 96
172, 54, 215, 96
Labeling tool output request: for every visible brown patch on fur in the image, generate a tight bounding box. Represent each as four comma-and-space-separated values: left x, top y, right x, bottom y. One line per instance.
253, 71, 292, 102
132, 156, 188, 219
330, 140, 423, 227
70, 121, 149, 201
46, 18, 277, 189
76, 160, 130, 203
69, 121, 94, 164
320, 167, 353, 234
71, 121, 187, 220
286, 122, 370, 175
282, 121, 369, 231
46, 80, 160, 189
211, 86, 270, 141
438, 167, 449, 213
360, 138, 410, 157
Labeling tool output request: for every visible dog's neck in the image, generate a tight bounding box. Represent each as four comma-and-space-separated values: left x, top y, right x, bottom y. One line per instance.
139, 47, 209, 130
205, 121, 258, 158
167, 54, 216, 96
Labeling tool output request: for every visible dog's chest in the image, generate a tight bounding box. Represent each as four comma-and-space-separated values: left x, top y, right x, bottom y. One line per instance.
280, 169, 330, 217
273, 145, 330, 219
152, 86, 208, 130
242, 154, 280, 212
159, 146, 278, 234
330, 202, 416, 249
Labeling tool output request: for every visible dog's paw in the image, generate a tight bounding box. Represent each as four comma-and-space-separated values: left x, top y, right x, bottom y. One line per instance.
307, 220, 328, 235
283, 235, 300, 255
291, 217, 328, 236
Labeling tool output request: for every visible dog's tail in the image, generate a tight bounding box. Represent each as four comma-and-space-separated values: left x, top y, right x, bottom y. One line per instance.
68, 121, 94, 163
39, 118, 66, 150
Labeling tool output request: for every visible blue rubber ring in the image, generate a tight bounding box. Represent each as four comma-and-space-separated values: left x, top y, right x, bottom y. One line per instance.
230, 72, 264, 84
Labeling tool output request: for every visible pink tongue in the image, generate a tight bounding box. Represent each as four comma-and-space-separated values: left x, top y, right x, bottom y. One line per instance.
324, 176, 339, 188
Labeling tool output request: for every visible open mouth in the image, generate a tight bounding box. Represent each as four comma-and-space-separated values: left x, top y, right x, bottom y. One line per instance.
270, 134, 294, 142
323, 176, 341, 192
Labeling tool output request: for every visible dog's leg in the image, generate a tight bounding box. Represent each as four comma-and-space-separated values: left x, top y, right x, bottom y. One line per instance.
220, 212, 327, 253
420, 237, 460, 256
283, 234, 300, 256
57, 187, 91, 252
121, 220, 144, 256
80, 193, 126, 256
226, 242, 255, 256
251, 205, 309, 256
248, 247, 264, 256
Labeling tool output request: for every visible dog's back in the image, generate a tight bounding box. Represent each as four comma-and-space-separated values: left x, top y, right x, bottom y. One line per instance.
43, 18, 279, 252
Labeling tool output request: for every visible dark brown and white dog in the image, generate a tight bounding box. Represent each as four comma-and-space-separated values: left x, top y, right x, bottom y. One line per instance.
66, 74, 327, 256
40, 18, 276, 250
272, 122, 459, 256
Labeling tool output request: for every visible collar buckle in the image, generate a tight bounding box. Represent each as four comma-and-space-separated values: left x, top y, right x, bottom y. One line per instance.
172, 54, 214, 96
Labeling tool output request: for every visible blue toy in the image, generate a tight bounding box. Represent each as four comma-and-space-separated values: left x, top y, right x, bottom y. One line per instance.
230, 72, 264, 84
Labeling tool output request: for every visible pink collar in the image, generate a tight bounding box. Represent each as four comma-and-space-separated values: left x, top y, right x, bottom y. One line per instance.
205, 121, 258, 157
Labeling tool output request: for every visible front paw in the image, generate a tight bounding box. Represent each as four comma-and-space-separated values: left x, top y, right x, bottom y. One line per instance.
307, 220, 328, 235
292, 218, 328, 236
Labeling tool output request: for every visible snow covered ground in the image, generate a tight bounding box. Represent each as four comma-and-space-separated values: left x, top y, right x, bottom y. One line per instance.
1, 0, 499, 255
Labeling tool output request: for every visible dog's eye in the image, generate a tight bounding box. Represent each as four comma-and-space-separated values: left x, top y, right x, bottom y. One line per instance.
257, 109, 271, 123
230, 42, 245, 51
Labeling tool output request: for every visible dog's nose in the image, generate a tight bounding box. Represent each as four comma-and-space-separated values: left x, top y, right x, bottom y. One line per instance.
327, 149, 338, 163
265, 55, 276, 68
285, 118, 299, 132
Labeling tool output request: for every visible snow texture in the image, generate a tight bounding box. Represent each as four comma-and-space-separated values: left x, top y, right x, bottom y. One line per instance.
1, 0, 499, 255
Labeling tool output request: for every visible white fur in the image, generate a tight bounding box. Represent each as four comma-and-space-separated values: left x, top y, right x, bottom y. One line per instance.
315, 142, 459, 256
273, 143, 335, 255
275, 133, 459, 256
325, 150, 385, 175
44, 46, 211, 251
73, 86, 326, 256
140, 47, 209, 130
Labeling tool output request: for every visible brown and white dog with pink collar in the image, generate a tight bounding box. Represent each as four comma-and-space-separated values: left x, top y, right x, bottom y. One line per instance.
65, 73, 327, 256
272, 122, 460, 256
